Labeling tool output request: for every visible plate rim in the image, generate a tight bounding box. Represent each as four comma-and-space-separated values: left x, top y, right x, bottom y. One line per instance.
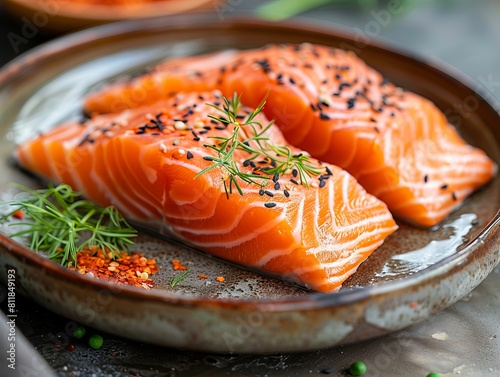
1, 14, 499, 311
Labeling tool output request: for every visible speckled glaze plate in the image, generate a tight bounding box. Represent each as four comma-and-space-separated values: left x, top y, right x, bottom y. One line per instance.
0, 16, 499, 354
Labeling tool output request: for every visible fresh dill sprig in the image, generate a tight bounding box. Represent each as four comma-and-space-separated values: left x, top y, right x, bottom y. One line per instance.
195, 93, 322, 196
170, 269, 190, 287
1, 183, 137, 267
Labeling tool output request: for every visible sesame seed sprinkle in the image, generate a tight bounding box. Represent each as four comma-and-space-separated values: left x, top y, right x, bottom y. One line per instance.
265, 202, 277, 208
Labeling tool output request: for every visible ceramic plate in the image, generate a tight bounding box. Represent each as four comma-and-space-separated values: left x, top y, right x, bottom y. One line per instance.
0, 16, 499, 354
3, 0, 213, 33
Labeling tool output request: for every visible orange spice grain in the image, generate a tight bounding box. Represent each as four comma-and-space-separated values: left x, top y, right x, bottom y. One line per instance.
171, 259, 187, 271
12, 210, 24, 219
198, 274, 208, 279
216, 276, 225, 282
68, 247, 159, 289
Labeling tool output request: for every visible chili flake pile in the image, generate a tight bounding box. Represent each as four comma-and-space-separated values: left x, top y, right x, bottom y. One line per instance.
69, 247, 159, 289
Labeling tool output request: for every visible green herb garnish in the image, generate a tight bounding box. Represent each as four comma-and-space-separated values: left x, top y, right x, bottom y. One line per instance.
1, 183, 137, 267
195, 93, 321, 197
170, 269, 190, 287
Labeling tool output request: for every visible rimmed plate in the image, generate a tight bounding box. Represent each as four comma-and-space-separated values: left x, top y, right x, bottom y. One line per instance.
0, 16, 499, 354
3, 0, 213, 33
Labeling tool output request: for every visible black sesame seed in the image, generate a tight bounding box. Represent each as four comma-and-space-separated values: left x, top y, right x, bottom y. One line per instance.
319, 174, 331, 180
320, 113, 330, 120
215, 125, 226, 130
274, 182, 280, 190
277, 73, 283, 80
259, 189, 265, 196
243, 160, 251, 167
265, 202, 277, 208
289, 77, 296, 85
370, 118, 377, 122
374, 126, 380, 133
335, 74, 341, 80
292, 169, 298, 177
322, 79, 328, 84
273, 173, 279, 183
151, 132, 161, 136
310, 103, 317, 111
441, 184, 448, 190
249, 161, 257, 169
186, 151, 194, 159
424, 175, 428, 183
290, 179, 299, 185
203, 125, 212, 130
390, 112, 395, 117
320, 101, 330, 108
347, 98, 356, 109
339, 83, 351, 91
325, 166, 333, 176
284, 190, 290, 198
203, 156, 215, 161
265, 190, 274, 197
319, 179, 326, 188
193, 137, 200, 142
198, 130, 208, 135
451, 192, 457, 201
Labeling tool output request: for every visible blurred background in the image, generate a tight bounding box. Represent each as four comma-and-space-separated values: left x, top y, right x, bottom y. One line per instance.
1, 0, 499, 376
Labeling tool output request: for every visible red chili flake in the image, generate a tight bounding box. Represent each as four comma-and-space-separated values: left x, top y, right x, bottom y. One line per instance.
216, 276, 225, 282
409, 302, 418, 309
198, 274, 208, 279
67, 344, 76, 352
12, 210, 24, 219
68, 248, 159, 289
171, 259, 187, 271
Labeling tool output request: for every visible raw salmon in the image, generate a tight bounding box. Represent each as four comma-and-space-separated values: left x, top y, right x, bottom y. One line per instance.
17, 91, 397, 292
84, 44, 496, 227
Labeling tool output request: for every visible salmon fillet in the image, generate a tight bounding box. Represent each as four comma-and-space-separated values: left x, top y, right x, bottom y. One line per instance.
17, 91, 397, 292
84, 44, 496, 227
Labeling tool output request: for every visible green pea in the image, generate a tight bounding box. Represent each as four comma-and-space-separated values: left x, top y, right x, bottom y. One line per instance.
427, 373, 440, 377
349, 361, 367, 376
89, 335, 104, 350
73, 326, 86, 339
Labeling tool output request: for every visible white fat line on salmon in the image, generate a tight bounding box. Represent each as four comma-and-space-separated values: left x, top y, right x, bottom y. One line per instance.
322, 241, 387, 272
178, 211, 285, 249
341, 173, 354, 212
305, 225, 396, 257
42, 127, 81, 182
170, 201, 283, 235
393, 187, 474, 209
108, 151, 163, 218
89, 171, 156, 220
252, 246, 302, 268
